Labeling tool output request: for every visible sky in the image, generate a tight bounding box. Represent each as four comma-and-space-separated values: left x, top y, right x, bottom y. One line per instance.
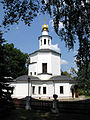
0, 3, 78, 73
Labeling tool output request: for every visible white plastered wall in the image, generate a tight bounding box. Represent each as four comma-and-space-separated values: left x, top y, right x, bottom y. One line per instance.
29, 63, 37, 76
51, 53, 61, 75
31, 82, 72, 99
31, 81, 54, 98
39, 36, 51, 49
11, 83, 28, 99
54, 83, 72, 98
37, 52, 52, 74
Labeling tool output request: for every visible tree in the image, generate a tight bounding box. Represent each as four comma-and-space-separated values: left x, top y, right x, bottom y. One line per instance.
3, 43, 28, 79
61, 71, 71, 78
1, 0, 89, 47
0, 29, 14, 118
75, 40, 90, 95
1, 0, 40, 27
70, 67, 77, 78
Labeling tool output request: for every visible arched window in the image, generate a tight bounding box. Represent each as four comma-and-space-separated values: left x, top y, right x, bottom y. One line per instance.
44, 39, 46, 44
48, 39, 50, 45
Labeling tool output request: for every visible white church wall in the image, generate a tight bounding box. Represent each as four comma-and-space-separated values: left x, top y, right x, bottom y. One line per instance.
38, 74, 52, 80
51, 53, 61, 75
47, 82, 54, 98
37, 52, 52, 74
31, 82, 72, 99
31, 82, 54, 99
29, 63, 37, 76
30, 53, 38, 63
39, 36, 51, 49
11, 83, 28, 99
11, 81, 73, 99
55, 83, 72, 98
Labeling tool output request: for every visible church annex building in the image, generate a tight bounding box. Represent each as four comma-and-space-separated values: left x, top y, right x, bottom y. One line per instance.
12, 22, 78, 100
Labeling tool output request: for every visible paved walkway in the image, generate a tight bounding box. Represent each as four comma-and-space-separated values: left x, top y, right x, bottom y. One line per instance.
34, 96, 90, 101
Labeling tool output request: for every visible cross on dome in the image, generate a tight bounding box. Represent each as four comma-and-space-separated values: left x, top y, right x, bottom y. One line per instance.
42, 18, 49, 32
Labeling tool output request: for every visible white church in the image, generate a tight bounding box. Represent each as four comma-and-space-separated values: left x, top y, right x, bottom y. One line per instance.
12, 22, 78, 100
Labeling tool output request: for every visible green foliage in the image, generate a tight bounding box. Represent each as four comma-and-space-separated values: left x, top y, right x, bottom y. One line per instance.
79, 89, 90, 96
61, 71, 71, 77
0, 29, 14, 118
76, 63, 90, 96
1, 0, 40, 26
70, 67, 77, 78
3, 43, 28, 78
1, 0, 89, 48
0, 29, 28, 117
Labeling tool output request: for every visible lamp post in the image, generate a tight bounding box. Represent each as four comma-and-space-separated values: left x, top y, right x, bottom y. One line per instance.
25, 56, 31, 110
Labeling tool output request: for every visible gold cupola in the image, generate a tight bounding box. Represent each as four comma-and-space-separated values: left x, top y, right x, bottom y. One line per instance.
42, 24, 48, 31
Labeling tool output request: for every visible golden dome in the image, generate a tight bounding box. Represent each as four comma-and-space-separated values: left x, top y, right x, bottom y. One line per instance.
42, 24, 48, 31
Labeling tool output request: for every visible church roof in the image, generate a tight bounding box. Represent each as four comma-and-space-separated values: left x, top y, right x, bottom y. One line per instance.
38, 35, 52, 39
14, 75, 39, 83
49, 75, 71, 81
29, 49, 61, 56
13, 75, 76, 83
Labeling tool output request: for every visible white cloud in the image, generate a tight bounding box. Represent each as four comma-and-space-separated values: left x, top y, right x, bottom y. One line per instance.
51, 44, 60, 53
61, 59, 68, 65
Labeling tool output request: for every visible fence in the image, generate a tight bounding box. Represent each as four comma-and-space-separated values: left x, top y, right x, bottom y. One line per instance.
13, 98, 90, 114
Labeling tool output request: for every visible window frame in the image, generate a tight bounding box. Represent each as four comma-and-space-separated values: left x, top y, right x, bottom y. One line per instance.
34, 72, 36, 75
30, 72, 32, 75
43, 87, 46, 94
38, 86, 41, 94
60, 86, 64, 94
44, 39, 46, 45
42, 63, 47, 73
48, 39, 50, 45
32, 86, 35, 94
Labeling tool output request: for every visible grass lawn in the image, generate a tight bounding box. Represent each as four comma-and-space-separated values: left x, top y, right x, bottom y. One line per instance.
3, 108, 90, 120
4, 108, 60, 120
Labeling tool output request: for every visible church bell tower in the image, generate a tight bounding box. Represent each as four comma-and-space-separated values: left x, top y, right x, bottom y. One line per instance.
38, 18, 52, 49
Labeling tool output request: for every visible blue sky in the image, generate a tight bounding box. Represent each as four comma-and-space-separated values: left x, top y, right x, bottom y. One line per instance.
0, 4, 78, 73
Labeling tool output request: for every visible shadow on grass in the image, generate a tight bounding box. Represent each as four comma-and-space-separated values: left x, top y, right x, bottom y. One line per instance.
3, 108, 90, 120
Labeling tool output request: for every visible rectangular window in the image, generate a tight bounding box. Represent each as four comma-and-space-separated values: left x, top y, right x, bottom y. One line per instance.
32, 86, 35, 94
34, 72, 36, 75
60, 86, 63, 94
38, 86, 41, 94
43, 87, 46, 94
42, 63, 47, 73
48, 39, 50, 45
30, 72, 32, 75
44, 39, 46, 44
